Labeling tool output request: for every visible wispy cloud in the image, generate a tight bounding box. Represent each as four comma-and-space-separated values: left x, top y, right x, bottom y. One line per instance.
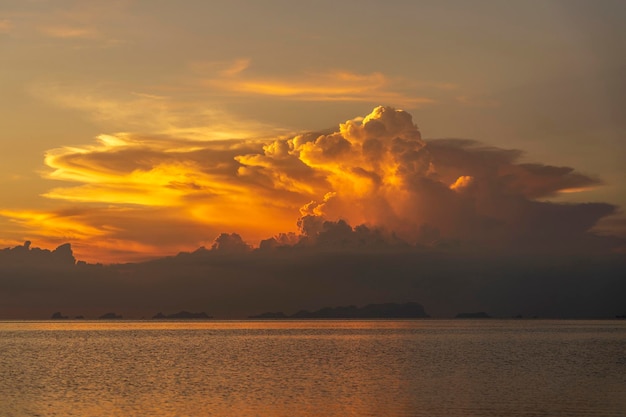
3, 1, 130, 45
204, 61, 436, 107
39, 25, 99, 39
29, 83, 278, 140
219, 58, 252, 77
0, 208, 110, 240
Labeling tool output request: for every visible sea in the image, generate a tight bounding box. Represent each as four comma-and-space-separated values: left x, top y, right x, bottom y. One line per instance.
1, 320, 625, 417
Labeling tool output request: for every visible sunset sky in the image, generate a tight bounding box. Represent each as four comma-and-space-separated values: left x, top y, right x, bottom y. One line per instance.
1, 0, 625, 263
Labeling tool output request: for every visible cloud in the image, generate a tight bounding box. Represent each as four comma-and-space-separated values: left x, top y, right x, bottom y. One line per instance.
210, 233, 251, 252
204, 62, 435, 107
29, 84, 276, 140
236, 106, 614, 253
0, 100, 623, 316
0, 240, 75, 266
0, 106, 620, 262
219, 58, 251, 77
592, 214, 626, 241
0, 206, 219, 263
39, 25, 99, 39
425, 139, 603, 199
0, 2, 129, 47
28, 135, 306, 261
0, 208, 111, 241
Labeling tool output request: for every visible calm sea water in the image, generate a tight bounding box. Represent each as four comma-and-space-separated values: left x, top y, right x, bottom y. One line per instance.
0, 320, 624, 417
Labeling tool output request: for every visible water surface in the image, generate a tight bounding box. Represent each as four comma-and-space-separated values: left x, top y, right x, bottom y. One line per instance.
1, 320, 625, 416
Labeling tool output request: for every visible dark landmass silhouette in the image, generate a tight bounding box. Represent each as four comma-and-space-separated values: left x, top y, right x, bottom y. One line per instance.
616, 315, 626, 319
99, 312, 122, 319
249, 302, 429, 319
456, 312, 491, 319
250, 312, 289, 319
1, 239, 625, 320
152, 311, 212, 319
51, 312, 68, 319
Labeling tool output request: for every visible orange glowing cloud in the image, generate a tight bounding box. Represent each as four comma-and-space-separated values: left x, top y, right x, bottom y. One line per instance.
0, 209, 110, 241
0, 106, 614, 262
205, 63, 435, 106
450, 175, 474, 191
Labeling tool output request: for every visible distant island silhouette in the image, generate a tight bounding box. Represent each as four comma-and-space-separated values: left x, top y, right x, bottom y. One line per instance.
51, 311, 68, 319
455, 312, 491, 319
251, 312, 288, 319
152, 311, 212, 319
249, 302, 429, 319
98, 312, 123, 319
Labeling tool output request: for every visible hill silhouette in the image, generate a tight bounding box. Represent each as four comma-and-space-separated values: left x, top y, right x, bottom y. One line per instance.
249, 302, 429, 319
98, 312, 122, 319
152, 311, 212, 319
455, 312, 491, 319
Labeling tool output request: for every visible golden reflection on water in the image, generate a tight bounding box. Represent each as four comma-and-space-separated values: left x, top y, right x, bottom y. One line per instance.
1, 320, 625, 417
0, 319, 427, 331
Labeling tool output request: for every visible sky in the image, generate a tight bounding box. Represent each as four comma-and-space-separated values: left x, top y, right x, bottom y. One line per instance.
0, 1, 625, 319
0, 0, 625, 265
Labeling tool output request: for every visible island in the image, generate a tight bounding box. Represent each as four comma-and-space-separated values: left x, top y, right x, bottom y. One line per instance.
249, 312, 288, 319
249, 302, 429, 319
51, 312, 68, 319
455, 311, 491, 319
98, 312, 123, 319
152, 311, 212, 319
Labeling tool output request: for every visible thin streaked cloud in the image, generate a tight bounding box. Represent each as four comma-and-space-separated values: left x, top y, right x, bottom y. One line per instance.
205, 62, 436, 107
28, 82, 280, 140
39, 25, 99, 39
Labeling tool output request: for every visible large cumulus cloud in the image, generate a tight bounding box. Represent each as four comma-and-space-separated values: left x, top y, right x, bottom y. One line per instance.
1, 104, 624, 318
0, 106, 620, 261
238, 106, 616, 254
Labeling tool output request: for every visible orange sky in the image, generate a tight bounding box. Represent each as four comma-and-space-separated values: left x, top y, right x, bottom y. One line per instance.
1, 1, 625, 263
